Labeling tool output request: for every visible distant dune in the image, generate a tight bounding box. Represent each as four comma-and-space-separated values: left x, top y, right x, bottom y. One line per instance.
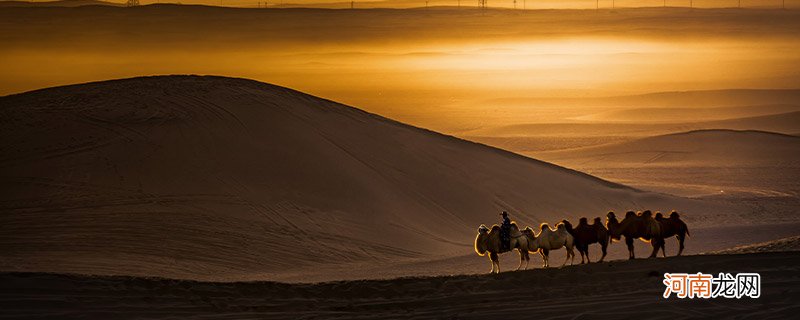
465, 110, 800, 139
578, 104, 800, 122
538, 129, 800, 167
485, 89, 800, 110
533, 129, 800, 197
1, 75, 726, 281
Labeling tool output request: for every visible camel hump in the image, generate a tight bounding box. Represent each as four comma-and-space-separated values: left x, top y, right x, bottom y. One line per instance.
540, 223, 550, 231
490, 225, 501, 233
670, 211, 681, 219
593, 217, 602, 224
655, 212, 664, 220
642, 210, 653, 217
523, 226, 534, 233
556, 222, 567, 230
579, 217, 588, 225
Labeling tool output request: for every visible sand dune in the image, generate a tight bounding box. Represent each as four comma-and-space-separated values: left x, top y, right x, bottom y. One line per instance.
708, 235, 800, 254
2, 251, 797, 319
539, 129, 800, 167
465, 111, 800, 139
532, 129, 800, 197
578, 104, 800, 122
1, 75, 730, 281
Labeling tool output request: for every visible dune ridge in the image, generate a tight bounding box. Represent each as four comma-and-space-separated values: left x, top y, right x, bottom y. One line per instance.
0, 75, 726, 281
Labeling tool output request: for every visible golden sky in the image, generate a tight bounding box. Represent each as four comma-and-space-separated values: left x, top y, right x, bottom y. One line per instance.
1, 7, 799, 130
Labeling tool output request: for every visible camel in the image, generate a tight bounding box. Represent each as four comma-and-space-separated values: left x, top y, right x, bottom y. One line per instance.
474, 223, 530, 273
655, 211, 690, 256
563, 217, 609, 264
606, 210, 663, 259
522, 222, 575, 268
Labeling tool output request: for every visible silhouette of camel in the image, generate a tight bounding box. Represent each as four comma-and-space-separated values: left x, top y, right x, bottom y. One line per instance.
563, 217, 609, 263
655, 210, 690, 256
521, 222, 575, 268
474, 223, 530, 273
607, 210, 664, 259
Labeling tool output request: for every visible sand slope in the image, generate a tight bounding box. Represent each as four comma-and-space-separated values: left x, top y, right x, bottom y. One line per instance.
538, 129, 800, 167
708, 235, 800, 255
532, 130, 800, 197
0, 75, 718, 281
1, 251, 797, 319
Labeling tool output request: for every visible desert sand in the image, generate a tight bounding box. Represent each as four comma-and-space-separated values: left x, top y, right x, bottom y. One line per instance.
1, 75, 733, 281
530, 130, 800, 197
1, 250, 797, 319
1, 76, 797, 284
708, 235, 800, 254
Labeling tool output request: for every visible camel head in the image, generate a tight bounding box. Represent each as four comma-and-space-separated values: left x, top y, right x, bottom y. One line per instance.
611, 211, 638, 239
606, 211, 621, 240
522, 226, 536, 239
474, 224, 490, 256
561, 219, 573, 232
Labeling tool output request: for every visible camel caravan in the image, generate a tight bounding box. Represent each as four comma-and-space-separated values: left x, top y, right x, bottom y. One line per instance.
474, 210, 690, 273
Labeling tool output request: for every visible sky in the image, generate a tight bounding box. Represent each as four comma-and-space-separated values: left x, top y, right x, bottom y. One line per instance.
1, 6, 799, 131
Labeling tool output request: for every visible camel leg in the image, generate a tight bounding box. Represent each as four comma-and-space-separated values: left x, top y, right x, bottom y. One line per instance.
586, 246, 592, 264
677, 234, 685, 256
525, 253, 530, 270
661, 239, 667, 257
490, 252, 499, 274
568, 247, 575, 266
540, 249, 549, 268
579, 245, 587, 264
626, 236, 635, 259
649, 239, 661, 258
516, 249, 525, 271
599, 242, 607, 263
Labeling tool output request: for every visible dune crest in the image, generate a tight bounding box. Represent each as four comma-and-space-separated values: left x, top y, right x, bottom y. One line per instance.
0, 76, 718, 281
